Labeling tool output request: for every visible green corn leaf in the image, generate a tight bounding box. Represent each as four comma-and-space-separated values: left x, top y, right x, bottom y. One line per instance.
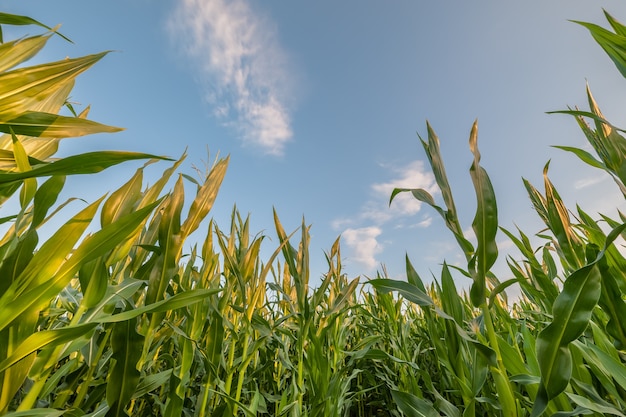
565, 392, 626, 417
368, 278, 433, 307
533, 261, 601, 415
0, 151, 168, 184
574, 13, 626, 79
532, 223, 626, 416
31, 175, 65, 229
204, 310, 225, 379
0, 12, 71, 43
405, 254, 426, 291
106, 315, 143, 417
468, 120, 498, 306
440, 262, 464, 324
552, 146, 606, 170
79, 260, 109, 309
391, 390, 439, 417
132, 370, 172, 399
369, 277, 496, 366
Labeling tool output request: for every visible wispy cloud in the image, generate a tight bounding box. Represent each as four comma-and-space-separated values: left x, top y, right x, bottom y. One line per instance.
168, 0, 293, 155
574, 174, 607, 190
335, 160, 437, 271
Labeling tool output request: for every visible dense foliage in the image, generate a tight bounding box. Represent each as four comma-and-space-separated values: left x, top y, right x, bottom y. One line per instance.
1, 9, 626, 417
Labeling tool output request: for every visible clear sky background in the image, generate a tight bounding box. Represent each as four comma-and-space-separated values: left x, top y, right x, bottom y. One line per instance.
4, 1, 626, 293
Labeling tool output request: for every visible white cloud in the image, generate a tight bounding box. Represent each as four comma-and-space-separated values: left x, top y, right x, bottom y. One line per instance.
169, 0, 293, 155
342, 227, 383, 271
332, 160, 437, 229
333, 161, 437, 271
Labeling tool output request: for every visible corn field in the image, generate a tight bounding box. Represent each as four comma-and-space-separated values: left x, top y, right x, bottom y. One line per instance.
1, 9, 626, 417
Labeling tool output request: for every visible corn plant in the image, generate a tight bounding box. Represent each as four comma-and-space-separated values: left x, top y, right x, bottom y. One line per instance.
370, 10, 626, 417
3, 7, 626, 417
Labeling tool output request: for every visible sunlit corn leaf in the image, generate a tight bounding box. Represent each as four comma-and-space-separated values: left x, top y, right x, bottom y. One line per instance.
10, 130, 36, 208
0, 199, 160, 332
1, 409, 66, 417
0, 52, 106, 116
180, 156, 229, 239
0, 111, 122, 138
468, 120, 498, 307
0, 34, 51, 73
0, 288, 221, 373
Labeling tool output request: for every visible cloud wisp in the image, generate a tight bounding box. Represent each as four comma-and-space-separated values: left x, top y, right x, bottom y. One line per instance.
169, 0, 293, 155
335, 161, 437, 272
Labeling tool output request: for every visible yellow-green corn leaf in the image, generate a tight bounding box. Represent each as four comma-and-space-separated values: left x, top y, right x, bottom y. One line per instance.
100, 167, 144, 227
0, 111, 122, 138
468, 120, 498, 307
574, 11, 626, 79
10, 130, 36, 208
0, 322, 98, 373
0, 52, 106, 117
542, 162, 585, 269
0, 34, 51, 73
2, 410, 65, 417
0, 197, 104, 321
106, 315, 143, 417
0, 288, 221, 374
79, 260, 109, 309
146, 177, 184, 307
180, 156, 229, 239
0, 199, 160, 332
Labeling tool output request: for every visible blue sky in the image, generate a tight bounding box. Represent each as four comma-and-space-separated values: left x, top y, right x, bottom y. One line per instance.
4, 1, 626, 291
